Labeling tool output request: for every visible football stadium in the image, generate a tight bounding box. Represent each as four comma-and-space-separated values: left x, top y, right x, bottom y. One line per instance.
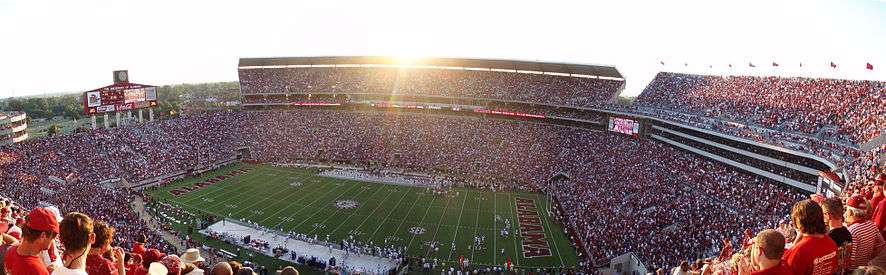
1, 1, 885, 275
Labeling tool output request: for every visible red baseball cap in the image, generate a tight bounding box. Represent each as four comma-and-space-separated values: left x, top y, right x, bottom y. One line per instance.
25, 208, 59, 234
144, 249, 166, 264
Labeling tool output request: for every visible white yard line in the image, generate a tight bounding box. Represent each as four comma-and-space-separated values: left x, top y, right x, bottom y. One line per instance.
469, 192, 483, 264
507, 193, 521, 266
227, 172, 318, 218
319, 184, 390, 235
538, 194, 566, 267
391, 192, 430, 249
178, 165, 292, 203
446, 191, 470, 261
267, 177, 350, 230
405, 194, 439, 251
179, 166, 276, 205
423, 194, 456, 257
365, 187, 412, 240
254, 173, 319, 224
286, 180, 366, 231
492, 192, 497, 265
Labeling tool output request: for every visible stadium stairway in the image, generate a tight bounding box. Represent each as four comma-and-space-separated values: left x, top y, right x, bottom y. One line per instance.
130, 195, 189, 252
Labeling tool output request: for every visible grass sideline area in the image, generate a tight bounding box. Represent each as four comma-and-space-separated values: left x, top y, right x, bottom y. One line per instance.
148, 163, 579, 272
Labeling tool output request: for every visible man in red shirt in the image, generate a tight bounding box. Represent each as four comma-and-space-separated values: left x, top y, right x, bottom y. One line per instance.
871, 181, 884, 214
3, 208, 60, 275
737, 229, 792, 275
131, 234, 147, 256
783, 199, 838, 275
85, 221, 126, 275
872, 181, 886, 235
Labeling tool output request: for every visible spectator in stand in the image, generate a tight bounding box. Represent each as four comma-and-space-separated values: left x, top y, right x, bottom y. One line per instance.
871, 182, 884, 213
132, 235, 147, 256
736, 229, 790, 275
3, 208, 59, 275
161, 255, 182, 275
672, 261, 690, 275
822, 197, 854, 272
853, 266, 886, 275
235, 267, 256, 275
279, 266, 299, 275
86, 221, 126, 275
718, 238, 734, 261
142, 249, 166, 270
823, 197, 853, 247
783, 199, 838, 275
227, 261, 242, 274
179, 249, 205, 273
125, 254, 147, 275
209, 262, 232, 275
53, 212, 94, 275
846, 195, 886, 270
875, 179, 886, 235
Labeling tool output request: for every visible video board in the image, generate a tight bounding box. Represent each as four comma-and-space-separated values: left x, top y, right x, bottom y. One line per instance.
84, 84, 158, 114
608, 117, 640, 135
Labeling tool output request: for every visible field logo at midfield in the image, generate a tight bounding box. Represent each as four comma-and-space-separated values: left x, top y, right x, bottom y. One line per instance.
169, 168, 252, 197
335, 200, 359, 209
515, 197, 552, 258
408, 226, 427, 235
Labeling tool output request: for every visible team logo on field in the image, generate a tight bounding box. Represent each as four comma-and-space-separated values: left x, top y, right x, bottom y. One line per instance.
335, 200, 359, 209
408, 226, 427, 235
290, 181, 302, 187
384, 236, 402, 243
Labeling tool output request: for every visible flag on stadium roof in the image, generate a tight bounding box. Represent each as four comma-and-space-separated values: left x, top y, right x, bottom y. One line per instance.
772, 62, 779, 67
867, 62, 874, 70
830, 61, 838, 68
749, 62, 756, 67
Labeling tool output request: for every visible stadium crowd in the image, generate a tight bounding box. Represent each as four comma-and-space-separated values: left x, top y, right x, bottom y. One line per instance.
238, 67, 624, 107
0, 83, 882, 275
239, 110, 827, 270
636, 72, 885, 144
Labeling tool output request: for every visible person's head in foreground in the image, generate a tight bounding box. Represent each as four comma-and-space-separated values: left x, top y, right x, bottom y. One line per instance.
57, 212, 95, 273
792, 199, 828, 235
4, 208, 60, 275
210, 262, 233, 275
750, 229, 786, 271
279, 266, 299, 275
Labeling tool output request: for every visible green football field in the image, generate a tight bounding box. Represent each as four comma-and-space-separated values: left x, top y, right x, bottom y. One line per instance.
149, 163, 579, 270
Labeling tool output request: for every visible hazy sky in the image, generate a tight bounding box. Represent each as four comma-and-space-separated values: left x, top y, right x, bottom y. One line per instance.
0, 0, 884, 98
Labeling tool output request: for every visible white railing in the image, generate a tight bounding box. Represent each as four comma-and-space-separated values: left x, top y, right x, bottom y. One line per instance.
11, 132, 28, 143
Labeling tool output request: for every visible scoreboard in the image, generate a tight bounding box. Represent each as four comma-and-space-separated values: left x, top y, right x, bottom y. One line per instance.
608, 117, 640, 135
84, 83, 158, 114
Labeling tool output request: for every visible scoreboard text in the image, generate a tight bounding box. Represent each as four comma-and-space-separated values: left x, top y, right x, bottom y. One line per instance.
84, 84, 158, 114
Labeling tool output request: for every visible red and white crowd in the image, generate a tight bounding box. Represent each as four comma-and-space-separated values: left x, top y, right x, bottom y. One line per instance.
0, 67, 883, 274
238, 67, 624, 107
636, 72, 885, 145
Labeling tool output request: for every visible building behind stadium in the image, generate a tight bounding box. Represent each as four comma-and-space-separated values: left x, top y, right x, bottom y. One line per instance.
0, 111, 27, 145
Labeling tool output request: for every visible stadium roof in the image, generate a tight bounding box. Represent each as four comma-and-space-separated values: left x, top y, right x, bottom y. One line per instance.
238, 56, 624, 79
